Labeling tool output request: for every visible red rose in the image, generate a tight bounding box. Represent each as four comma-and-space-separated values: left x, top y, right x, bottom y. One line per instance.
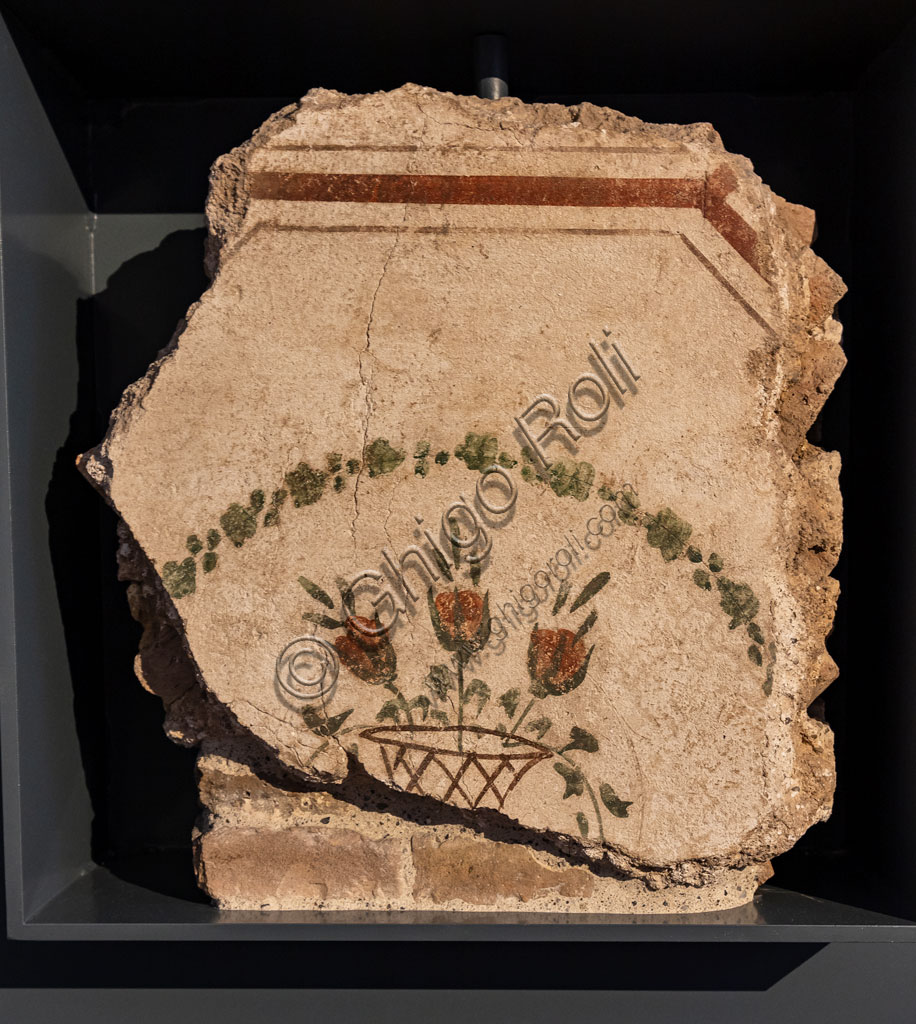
527, 626, 593, 698
428, 588, 491, 656
334, 616, 397, 685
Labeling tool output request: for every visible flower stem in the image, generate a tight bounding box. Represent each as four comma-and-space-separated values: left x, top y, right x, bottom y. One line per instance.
502, 697, 536, 747
579, 774, 606, 844
383, 681, 414, 725
304, 739, 329, 768
544, 745, 606, 844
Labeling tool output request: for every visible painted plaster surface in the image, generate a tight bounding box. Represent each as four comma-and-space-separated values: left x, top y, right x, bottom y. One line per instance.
83, 86, 844, 910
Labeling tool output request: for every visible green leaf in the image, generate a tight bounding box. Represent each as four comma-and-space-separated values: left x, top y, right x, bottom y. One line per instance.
715, 577, 760, 629
552, 580, 571, 615
430, 709, 451, 726
693, 568, 712, 591
454, 432, 499, 472
747, 622, 765, 645
302, 611, 345, 630
409, 695, 432, 720
560, 726, 599, 754
686, 546, 703, 563
302, 706, 353, 737
162, 557, 196, 599
301, 706, 324, 731
447, 516, 463, 568
747, 644, 763, 667
365, 438, 406, 478
283, 462, 327, 508
334, 576, 357, 615
617, 488, 641, 525
425, 664, 455, 701
548, 459, 595, 502
463, 678, 491, 716
573, 609, 598, 643
528, 716, 553, 740
576, 811, 589, 838
569, 571, 610, 613
498, 688, 521, 719
427, 544, 454, 583
376, 700, 403, 724
220, 502, 258, 547
599, 782, 632, 818
554, 762, 585, 799
382, 685, 409, 711
298, 576, 335, 609
645, 507, 692, 561
325, 709, 353, 735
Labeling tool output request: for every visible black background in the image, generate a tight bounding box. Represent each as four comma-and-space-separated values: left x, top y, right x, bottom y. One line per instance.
1, 0, 914, 1006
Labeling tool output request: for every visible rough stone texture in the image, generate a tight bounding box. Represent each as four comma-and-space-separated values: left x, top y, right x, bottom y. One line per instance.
194, 749, 771, 912
83, 85, 844, 911
410, 834, 596, 904
197, 825, 408, 907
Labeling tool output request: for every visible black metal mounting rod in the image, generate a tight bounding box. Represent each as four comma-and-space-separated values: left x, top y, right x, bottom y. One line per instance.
474, 34, 508, 99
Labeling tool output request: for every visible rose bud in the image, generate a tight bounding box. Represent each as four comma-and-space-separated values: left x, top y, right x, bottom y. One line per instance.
527, 625, 594, 698
428, 588, 492, 655
333, 616, 397, 685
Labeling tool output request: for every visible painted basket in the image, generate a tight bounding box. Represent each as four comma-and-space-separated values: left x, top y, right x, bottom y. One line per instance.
359, 723, 552, 810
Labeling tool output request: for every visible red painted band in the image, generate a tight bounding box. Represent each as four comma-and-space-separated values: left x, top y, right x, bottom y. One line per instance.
248, 169, 761, 274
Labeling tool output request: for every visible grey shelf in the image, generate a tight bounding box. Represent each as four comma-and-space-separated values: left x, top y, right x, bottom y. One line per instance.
3, 1, 916, 960
19, 873, 916, 942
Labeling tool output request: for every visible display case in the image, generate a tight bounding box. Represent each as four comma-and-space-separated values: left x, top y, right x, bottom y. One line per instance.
1, 1, 915, 967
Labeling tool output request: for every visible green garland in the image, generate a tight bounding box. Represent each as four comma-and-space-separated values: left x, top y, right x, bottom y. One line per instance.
159, 431, 774, 695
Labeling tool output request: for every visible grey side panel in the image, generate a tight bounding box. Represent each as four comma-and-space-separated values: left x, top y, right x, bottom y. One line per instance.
0, 13, 92, 932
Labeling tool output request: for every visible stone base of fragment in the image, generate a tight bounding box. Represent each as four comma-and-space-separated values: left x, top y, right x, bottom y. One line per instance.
196, 753, 771, 913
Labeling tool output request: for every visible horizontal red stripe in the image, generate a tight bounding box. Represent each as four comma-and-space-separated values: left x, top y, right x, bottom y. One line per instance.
249, 172, 705, 209
247, 169, 761, 276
